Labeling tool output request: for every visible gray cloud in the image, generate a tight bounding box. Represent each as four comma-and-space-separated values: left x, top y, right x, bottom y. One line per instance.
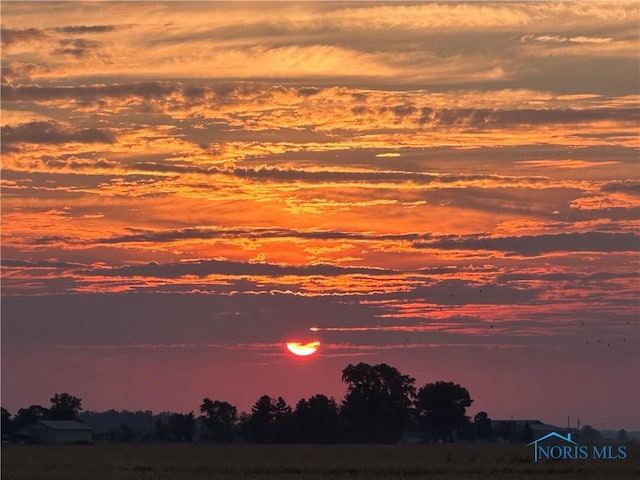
1, 121, 115, 146
1, 168, 152, 191
7, 79, 636, 130
56, 25, 119, 34
48, 224, 638, 261
54, 38, 101, 58
83, 226, 428, 246
1, 259, 84, 269
497, 271, 639, 283
516, 56, 640, 97
1, 28, 47, 46
423, 186, 580, 218
297, 87, 322, 96
80, 259, 394, 279
1, 82, 182, 102
1, 81, 315, 103
413, 232, 639, 256
601, 181, 640, 195
133, 162, 550, 186
374, 279, 541, 306
250, 144, 640, 170
416, 107, 639, 128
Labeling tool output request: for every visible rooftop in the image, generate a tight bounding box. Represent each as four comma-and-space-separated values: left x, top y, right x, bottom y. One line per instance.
36, 420, 92, 431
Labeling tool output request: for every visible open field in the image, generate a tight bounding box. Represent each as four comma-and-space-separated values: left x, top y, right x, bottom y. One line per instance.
2, 444, 639, 479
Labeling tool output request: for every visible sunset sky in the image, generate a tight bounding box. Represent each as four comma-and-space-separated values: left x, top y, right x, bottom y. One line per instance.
1, 2, 639, 430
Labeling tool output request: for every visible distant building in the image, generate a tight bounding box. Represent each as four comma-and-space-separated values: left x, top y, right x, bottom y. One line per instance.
491, 419, 576, 443
17, 420, 92, 444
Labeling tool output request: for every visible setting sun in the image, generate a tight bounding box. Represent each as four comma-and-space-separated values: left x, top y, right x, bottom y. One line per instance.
286, 342, 320, 357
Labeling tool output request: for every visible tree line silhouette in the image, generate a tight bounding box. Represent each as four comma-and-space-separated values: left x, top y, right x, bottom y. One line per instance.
1, 362, 613, 444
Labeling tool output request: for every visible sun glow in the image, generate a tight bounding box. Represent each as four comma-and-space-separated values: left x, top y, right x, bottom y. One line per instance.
286, 341, 320, 357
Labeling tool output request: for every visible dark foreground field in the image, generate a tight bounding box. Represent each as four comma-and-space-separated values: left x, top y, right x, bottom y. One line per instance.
2, 444, 638, 480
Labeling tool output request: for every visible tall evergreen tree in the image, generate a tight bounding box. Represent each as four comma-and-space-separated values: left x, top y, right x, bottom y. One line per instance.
248, 395, 276, 443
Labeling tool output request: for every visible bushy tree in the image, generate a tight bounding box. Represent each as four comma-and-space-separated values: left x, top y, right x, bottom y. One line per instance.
49, 393, 82, 420
154, 418, 170, 442
119, 423, 135, 442
519, 421, 533, 443
580, 425, 602, 443
12, 405, 50, 431
415, 381, 473, 442
473, 411, 493, 440
237, 412, 252, 442
340, 363, 416, 443
168, 412, 195, 442
294, 394, 341, 443
1, 408, 12, 434
200, 398, 238, 442
617, 429, 629, 442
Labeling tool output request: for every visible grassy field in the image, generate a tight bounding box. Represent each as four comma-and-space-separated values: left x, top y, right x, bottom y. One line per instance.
2, 443, 638, 479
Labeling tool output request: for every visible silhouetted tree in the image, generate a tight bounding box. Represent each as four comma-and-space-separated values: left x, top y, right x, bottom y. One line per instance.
519, 421, 533, 443
119, 423, 135, 442
294, 394, 341, 443
474, 411, 493, 440
1, 408, 11, 435
80, 409, 153, 436
248, 395, 277, 443
415, 381, 473, 442
200, 398, 238, 442
505, 420, 516, 442
168, 412, 195, 442
12, 405, 50, 431
580, 425, 602, 443
492, 421, 510, 441
245, 395, 294, 443
49, 393, 82, 420
238, 412, 252, 442
340, 363, 416, 443
273, 397, 294, 443
154, 419, 170, 442
617, 429, 629, 442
